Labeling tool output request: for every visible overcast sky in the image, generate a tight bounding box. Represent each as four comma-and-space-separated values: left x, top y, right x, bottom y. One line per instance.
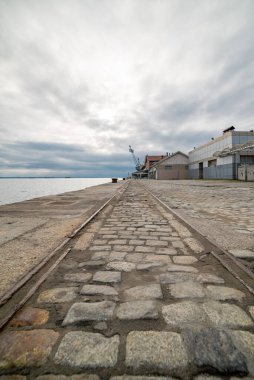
0, 0, 254, 177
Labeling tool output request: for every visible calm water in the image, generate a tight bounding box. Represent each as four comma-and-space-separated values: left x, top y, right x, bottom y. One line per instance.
0, 178, 111, 206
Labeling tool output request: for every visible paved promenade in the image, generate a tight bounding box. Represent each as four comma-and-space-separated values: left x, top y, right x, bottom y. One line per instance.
145, 179, 254, 252
0, 181, 254, 379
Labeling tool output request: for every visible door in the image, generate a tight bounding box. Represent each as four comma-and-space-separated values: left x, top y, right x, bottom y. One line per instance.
199, 162, 203, 179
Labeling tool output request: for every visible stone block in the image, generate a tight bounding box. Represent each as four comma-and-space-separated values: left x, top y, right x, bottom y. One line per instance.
126, 253, 144, 262
230, 330, 254, 375
9, 307, 49, 327
91, 252, 110, 260
196, 273, 224, 284
108, 240, 127, 245
80, 284, 118, 296
135, 246, 155, 253
173, 256, 198, 265
109, 251, 128, 261
126, 331, 188, 371
203, 301, 253, 328
184, 238, 204, 253
0, 330, 59, 369
146, 240, 168, 247
160, 273, 197, 284
206, 286, 245, 301
169, 281, 205, 299
93, 271, 121, 283
62, 301, 116, 325
137, 262, 163, 270
162, 301, 208, 327
117, 300, 159, 320
184, 327, 247, 374
124, 284, 163, 300
114, 245, 134, 252
54, 332, 119, 368
64, 273, 92, 282
37, 287, 77, 303
229, 249, 254, 259
167, 265, 198, 273
78, 260, 105, 267
106, 261, 136, 272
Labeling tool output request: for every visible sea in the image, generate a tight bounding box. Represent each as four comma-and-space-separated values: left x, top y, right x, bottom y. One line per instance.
0, 178, 111, 206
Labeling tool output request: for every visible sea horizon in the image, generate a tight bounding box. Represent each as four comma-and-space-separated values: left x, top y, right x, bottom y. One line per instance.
0, 177, 113, 206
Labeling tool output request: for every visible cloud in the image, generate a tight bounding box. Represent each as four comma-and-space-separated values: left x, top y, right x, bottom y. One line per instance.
0, 141, 133, 177
0, 0, 254, 176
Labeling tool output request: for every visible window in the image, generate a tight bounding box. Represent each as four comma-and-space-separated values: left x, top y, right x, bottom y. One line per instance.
208, 159, 217, 167
165, 165, 172, 170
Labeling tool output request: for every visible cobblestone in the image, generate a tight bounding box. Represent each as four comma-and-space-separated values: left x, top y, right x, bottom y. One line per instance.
126, 331, 188, 371
37, 287, 77, 303
196, 273, 225, 284
116, 300, 159, 320
62, 301, 116, 325
172, 255, 198, 265
162, 301, 208, 327
63, 273, 92, 282
229, 249, 254, 259
0, 330, 59, 369
206, 286, 245, 301
203, 301, 253, 328
1, 180, 254, 378
80, 285, 118, 296
184, 327, 248, 374
160, 272, 197, 284
106, 261, 136, 272
93, 271, 121, 283
167, 264, 198, 273
55, 332, 119, 368
9, 307, 49, 327
124, 284, 163, 300
169, 281, 205, 299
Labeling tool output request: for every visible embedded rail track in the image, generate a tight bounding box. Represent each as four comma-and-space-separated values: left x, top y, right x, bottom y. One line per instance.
0, 181, 129, 329
0, 179, 254, 378
0, 179, 253, 331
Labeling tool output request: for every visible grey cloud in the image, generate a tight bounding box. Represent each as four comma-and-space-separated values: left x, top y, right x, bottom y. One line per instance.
0, 141, 133, 177
1, 0, 254, 177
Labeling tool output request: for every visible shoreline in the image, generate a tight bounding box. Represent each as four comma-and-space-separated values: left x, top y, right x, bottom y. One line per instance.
0, 177, 112, 207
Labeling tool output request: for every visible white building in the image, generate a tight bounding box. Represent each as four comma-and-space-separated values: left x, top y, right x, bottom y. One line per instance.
188, 127, 254, 179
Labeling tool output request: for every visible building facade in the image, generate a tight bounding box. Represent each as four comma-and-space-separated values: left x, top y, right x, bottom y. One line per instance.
143, 155, 167, 171
149, 151, 189, 180
188, 127, 254, 180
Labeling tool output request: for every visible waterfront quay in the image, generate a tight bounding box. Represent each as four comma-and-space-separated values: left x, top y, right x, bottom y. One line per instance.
0, 180, 254, 379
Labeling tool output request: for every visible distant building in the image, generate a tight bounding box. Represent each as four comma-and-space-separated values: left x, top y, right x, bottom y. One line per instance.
149, 151, 189, 180
144, 155, 167, 171
188, 127, 254, 180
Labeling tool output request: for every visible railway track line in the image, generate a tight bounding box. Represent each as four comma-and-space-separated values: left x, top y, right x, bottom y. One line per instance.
0, 179, 253, 379
0, 181, 129, 330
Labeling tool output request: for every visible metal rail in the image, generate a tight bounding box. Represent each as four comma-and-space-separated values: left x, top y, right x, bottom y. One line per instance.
142, 182, 254, 296
0, 181, 129, 328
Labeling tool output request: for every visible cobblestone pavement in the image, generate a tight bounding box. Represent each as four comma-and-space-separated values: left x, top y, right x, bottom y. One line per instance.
145, 179, 254, 259
0, 181, 254, 379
